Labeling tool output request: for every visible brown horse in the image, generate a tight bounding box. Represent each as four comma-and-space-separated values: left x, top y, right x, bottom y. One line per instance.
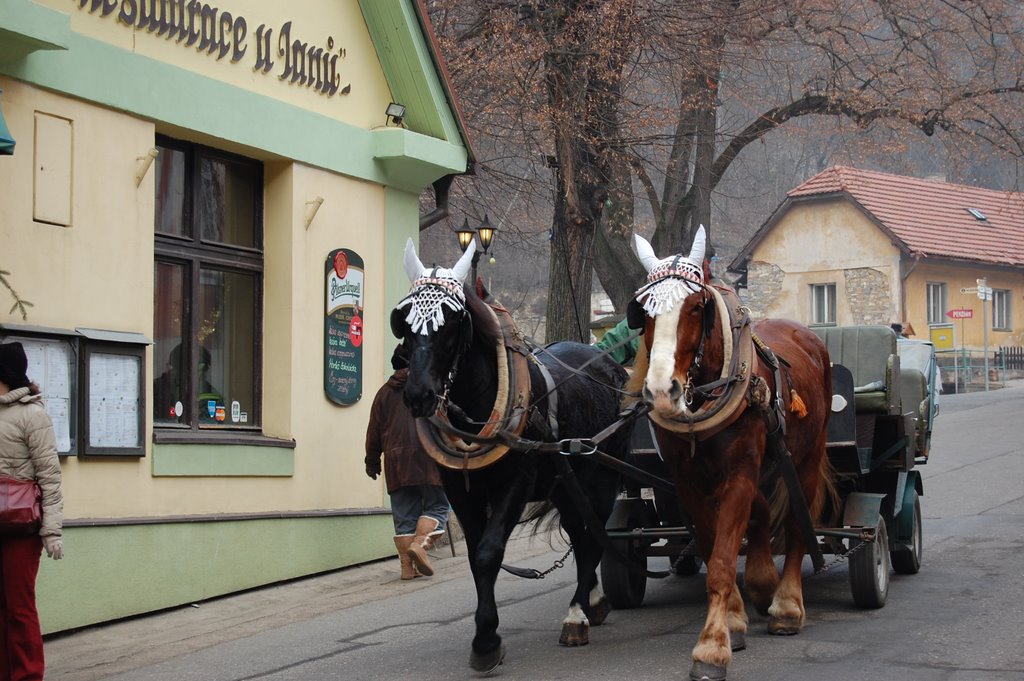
628, 228, 833, 681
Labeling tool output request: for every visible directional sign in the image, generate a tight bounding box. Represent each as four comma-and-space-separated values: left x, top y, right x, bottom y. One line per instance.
946, 308, 974, 319
977, 286, 992, 301
960, 286, 977, 294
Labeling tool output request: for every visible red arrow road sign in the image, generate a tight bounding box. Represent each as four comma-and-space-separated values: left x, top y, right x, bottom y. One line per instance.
947, 308, 974, 319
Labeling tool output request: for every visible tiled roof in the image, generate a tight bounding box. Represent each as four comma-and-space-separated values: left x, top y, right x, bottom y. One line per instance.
787, 166, 1024, 267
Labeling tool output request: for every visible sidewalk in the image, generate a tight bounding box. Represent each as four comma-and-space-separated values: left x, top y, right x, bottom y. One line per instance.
44, 527, 565, 681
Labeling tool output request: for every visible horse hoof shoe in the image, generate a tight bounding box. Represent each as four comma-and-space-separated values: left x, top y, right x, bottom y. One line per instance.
730, 630, 746, 651
587, 597, 612, 626
558, 622, 590, 647
768, 617, 801, 636
470, 644, 506, 674
689, 661, 728, 681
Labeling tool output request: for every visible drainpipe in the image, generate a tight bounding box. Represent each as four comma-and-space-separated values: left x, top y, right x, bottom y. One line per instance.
899, 252, 922, 325
419, 174, 456, 231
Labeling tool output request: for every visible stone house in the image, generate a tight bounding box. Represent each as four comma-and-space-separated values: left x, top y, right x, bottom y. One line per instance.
728, 166, 1024, 351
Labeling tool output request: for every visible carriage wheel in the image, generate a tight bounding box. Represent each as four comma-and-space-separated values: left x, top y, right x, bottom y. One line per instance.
891, 492, 922, 575
601, 540, 647, 609
849, 515, 890, 609
672, 553, 703, 576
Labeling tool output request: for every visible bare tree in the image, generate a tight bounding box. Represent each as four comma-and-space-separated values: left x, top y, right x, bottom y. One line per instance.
429, 0, 1024, 323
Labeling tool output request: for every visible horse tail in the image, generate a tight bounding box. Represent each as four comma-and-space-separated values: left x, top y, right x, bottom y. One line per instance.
810, 453, 839, 525
623, 337, 649, 406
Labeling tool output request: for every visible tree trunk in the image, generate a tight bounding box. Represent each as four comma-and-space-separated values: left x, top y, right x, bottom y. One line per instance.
594, 152, 645, 312
546, 211, 595, 343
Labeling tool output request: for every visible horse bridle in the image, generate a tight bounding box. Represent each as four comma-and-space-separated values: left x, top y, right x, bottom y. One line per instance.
434, 307, 472, 411
682, 287, 717, 406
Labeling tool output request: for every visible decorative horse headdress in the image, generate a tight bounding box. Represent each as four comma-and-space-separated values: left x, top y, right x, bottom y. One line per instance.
632, 226, 706, 317
396, 238, 477, 335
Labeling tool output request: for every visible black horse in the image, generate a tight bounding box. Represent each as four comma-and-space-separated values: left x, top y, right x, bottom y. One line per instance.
390, 239, 632, 672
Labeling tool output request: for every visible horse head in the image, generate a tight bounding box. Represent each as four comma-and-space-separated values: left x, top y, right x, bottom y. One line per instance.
390, 238, 476, 417
629, 226, 716, 419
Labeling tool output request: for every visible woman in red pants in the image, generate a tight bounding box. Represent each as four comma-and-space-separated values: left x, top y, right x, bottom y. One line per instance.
0, 342, 64, 681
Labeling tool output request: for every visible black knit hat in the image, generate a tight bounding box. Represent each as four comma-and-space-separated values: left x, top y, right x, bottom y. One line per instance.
0, 342, 31, 390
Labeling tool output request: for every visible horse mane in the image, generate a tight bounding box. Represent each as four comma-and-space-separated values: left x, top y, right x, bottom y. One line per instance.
463, 283, 502, 349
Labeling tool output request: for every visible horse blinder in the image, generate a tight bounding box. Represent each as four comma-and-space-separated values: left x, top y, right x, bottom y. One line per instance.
626, 297, 647, 331
390, 306, 408, 340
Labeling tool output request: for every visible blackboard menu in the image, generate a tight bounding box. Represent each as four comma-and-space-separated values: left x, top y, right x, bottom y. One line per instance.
324, 248, 364, 405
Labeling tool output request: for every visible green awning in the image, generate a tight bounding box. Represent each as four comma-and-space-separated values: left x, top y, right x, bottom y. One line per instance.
0, 90, 14, 155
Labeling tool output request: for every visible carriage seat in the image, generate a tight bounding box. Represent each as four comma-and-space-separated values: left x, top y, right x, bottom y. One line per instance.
811, 325, 901, 415
899, 367, 929, 454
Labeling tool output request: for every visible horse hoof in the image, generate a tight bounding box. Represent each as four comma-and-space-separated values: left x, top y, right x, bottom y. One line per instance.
689, 661, 728, 681
587, 597, 612, 626
730, 629, 746, 651
558, 621, 590, 647
768, 617, 802, 636
470, 644, 506, 674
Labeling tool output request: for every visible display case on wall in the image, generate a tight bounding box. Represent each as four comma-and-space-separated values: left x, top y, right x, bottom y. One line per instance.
0, 324, 150, 457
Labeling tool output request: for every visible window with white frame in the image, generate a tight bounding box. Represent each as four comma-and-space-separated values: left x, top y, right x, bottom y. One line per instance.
993, 289, 1011, 330
927, 282, 947, 325
810, 283, 836, 326
153, 135, 263, 432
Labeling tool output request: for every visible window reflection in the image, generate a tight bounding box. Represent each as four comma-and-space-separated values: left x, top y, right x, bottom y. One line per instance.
198, 268, 256, 426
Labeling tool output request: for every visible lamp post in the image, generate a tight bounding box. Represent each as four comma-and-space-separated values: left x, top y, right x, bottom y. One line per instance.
454, 215, 498, 286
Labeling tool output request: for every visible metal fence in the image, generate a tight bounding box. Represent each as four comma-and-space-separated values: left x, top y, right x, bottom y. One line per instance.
995, 346, 1024, 371
935, 349, 1011, 393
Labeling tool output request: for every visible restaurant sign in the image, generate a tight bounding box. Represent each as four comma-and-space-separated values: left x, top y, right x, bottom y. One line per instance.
324, 249, 363, 406
75, 0, 352, 98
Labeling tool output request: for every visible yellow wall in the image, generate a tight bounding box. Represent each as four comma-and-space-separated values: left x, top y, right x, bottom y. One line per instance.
748, 200, 902, 325
34, 0, 394, 130
905, 261, 1024, 349
0, 81, 390, 518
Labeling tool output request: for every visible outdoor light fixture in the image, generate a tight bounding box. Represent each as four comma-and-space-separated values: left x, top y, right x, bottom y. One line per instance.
385, 102, 407, 126
453, 215, 500, 286
455, 218, 476, 252
477, 214, 497, 252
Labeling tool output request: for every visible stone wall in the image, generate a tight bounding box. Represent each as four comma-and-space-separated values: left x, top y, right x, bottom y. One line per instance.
843, 267, 892, 325
744, 261, 785, 319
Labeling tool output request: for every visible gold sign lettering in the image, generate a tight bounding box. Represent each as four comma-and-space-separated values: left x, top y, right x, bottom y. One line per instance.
77, 0, 352, 97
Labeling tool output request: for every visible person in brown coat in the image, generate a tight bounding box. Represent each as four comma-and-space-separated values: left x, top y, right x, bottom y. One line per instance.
364, 347, 449, 579
0, 342, 64, 680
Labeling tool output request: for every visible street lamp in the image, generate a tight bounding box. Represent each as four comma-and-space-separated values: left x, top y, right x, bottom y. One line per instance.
453, 215, 498, 287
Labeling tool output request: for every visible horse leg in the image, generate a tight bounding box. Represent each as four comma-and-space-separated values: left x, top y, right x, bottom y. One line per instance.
767, 514, 808, 635
689, 476, 756, 681
465, 472, 534, 672
743, 490, 780, 617
550, 492, 606, 647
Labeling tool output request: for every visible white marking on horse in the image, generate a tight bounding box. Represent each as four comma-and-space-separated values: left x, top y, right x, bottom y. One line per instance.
647, 300, 686, 416
563, 603, 589, 626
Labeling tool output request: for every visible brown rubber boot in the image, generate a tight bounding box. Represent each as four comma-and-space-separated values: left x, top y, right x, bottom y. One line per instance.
406, 516, 443, 577
394, 536, 420, 580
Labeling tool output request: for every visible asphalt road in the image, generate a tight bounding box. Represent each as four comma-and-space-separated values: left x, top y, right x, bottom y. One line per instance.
46, 382, 1024, 680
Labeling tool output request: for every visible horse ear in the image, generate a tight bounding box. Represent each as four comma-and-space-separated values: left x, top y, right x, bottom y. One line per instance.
632, 233, 660, 273
451, 239, 477, 284
403, 238, 425, 282
626, 298, 647, 330
390, 306, 407, 339
688, 225, 707, 266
